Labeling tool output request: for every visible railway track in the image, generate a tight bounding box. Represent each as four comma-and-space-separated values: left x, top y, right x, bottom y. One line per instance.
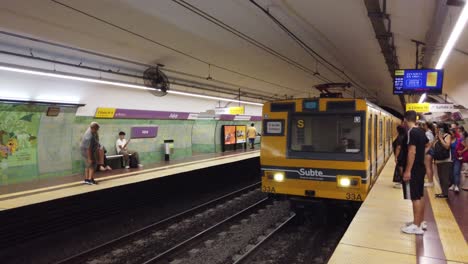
54, 181, 265, 264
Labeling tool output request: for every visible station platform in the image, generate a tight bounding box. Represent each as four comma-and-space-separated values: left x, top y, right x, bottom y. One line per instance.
0, 149, 259, 211
329, 158, 468, 264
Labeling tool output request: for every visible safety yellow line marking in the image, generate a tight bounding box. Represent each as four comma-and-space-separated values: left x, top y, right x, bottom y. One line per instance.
428, 173, 468, 263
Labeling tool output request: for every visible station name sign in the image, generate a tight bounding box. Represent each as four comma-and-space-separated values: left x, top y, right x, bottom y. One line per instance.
95, 107, 261, 121
406, 103, 454, 113
95, 107, 191, 120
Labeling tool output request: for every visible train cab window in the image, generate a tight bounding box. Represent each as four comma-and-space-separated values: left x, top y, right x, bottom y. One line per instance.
290, 114, 362, 154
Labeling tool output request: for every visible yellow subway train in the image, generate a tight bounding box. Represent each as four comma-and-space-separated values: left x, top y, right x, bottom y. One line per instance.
260, 98, 400, 205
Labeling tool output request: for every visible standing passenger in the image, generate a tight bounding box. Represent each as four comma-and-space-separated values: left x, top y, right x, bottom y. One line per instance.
401, 111, 428, 235
422, 122, 435, 187
246, 123, 257, 150
80, 122, 100, 185
433, 123, 452, 198
449, 128, 461, 193
458, 125, 467, 139
392, 125, 406, 188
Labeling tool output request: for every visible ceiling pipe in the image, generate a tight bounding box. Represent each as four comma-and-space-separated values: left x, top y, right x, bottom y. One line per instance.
364, 0, 406, 111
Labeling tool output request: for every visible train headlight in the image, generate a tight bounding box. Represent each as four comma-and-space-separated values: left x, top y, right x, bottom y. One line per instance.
337, 176, 360, 188
273, 172, 285, 182
339, 178, 351, 187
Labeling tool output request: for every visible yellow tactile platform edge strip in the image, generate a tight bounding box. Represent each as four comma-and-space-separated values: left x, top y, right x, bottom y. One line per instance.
0, 151, 259, 209
427, 172, 468, 263
330, 156, 468, 264
329, 157, 417, 264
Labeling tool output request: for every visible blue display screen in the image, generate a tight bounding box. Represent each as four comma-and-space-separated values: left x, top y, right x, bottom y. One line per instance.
393, 69, 444, 94
304, 101, 318, 110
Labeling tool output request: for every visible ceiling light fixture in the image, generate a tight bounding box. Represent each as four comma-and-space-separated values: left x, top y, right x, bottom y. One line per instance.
0, 64, 264, 107
0, 65, 154, 91
435, 3, 468, 69
418, 93, 427, 103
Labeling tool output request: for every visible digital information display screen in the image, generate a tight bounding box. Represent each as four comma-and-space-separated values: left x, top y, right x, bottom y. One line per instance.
393, 69, 443, 95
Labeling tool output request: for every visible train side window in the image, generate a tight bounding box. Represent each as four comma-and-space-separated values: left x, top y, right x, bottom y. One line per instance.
368, 115, 372, 160
379, 119, 383, 148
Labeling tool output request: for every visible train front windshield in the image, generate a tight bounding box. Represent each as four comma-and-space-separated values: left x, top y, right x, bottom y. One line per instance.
290, 114, 363, 154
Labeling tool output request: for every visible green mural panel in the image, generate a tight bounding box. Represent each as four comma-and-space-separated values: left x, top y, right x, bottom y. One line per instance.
0, 103, 261, 186
0, 104, 42, 185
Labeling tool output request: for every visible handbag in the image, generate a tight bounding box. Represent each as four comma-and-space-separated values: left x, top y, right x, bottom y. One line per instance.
433, 135, 450, 161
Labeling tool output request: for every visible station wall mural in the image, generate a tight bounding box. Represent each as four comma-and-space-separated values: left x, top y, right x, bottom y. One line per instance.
0, 103, 261, 186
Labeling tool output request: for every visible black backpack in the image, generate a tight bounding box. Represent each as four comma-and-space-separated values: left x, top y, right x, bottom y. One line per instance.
433, 135, 450, 161
129, 155, 139, 168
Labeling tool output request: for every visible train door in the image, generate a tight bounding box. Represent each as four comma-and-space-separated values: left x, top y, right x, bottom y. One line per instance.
374, 115, 378, 178
383, 117, 386, 161
368, 113, 373, 182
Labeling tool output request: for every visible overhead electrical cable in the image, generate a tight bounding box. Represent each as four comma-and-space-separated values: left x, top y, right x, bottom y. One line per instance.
170, 0, 332, 83
51, 0, 303, 94
249, 0, 374, 98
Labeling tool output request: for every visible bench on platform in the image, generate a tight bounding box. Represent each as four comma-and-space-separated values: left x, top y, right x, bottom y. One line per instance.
106, 153, 132, 169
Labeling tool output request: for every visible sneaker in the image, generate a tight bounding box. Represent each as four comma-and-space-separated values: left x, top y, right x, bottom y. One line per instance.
406, 221, 427, 230
454, 186, 460, 193
424, 182, 434, 187
125, 166, 130, 169
90, 179, 98, 185
138, 164, 144, 168
393, 183, 402, 189
105, 165, 112, 171
84, 179, 92, 185
401, 224, 424, 235
449, 185, 455, 191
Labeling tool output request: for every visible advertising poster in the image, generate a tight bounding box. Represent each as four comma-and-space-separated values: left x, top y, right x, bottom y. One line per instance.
235, 126, 246, 143
224, 126, 236, 145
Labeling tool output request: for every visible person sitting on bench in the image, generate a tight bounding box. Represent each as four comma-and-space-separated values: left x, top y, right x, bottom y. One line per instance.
97, 145, 112, 171
115, 131, 143, 169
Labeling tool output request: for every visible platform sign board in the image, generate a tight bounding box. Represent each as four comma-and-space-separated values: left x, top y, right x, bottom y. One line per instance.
406, 103, 454, 113
429, 104, 454, 113
131, 126, 158, 138
406, 103, 430, 113
114, 109, 191, 120
229, 106, 245, 115
394, 69, 444, 94
235, 126, 247, 143
95, 107, 116, 118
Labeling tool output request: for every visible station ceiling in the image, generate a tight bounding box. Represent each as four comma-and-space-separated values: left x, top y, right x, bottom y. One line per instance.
0, 0, 466, 111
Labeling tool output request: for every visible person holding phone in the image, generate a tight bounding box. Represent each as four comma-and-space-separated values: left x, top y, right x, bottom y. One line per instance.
116, 131, 143, 169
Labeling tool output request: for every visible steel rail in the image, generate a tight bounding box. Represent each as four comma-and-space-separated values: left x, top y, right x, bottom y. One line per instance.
231, 213, 296, 264
54, 181, 261, 264
143, 198, 270, 264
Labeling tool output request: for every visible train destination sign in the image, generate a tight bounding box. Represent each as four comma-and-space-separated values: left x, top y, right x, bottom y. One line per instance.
393, 69, 444, 95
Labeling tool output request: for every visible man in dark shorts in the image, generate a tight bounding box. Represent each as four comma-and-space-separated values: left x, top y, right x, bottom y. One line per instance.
400, 110, 428, 235
80, 122, 100, 185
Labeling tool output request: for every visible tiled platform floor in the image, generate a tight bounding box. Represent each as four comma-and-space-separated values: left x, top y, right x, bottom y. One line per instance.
329, 158, 468, 264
